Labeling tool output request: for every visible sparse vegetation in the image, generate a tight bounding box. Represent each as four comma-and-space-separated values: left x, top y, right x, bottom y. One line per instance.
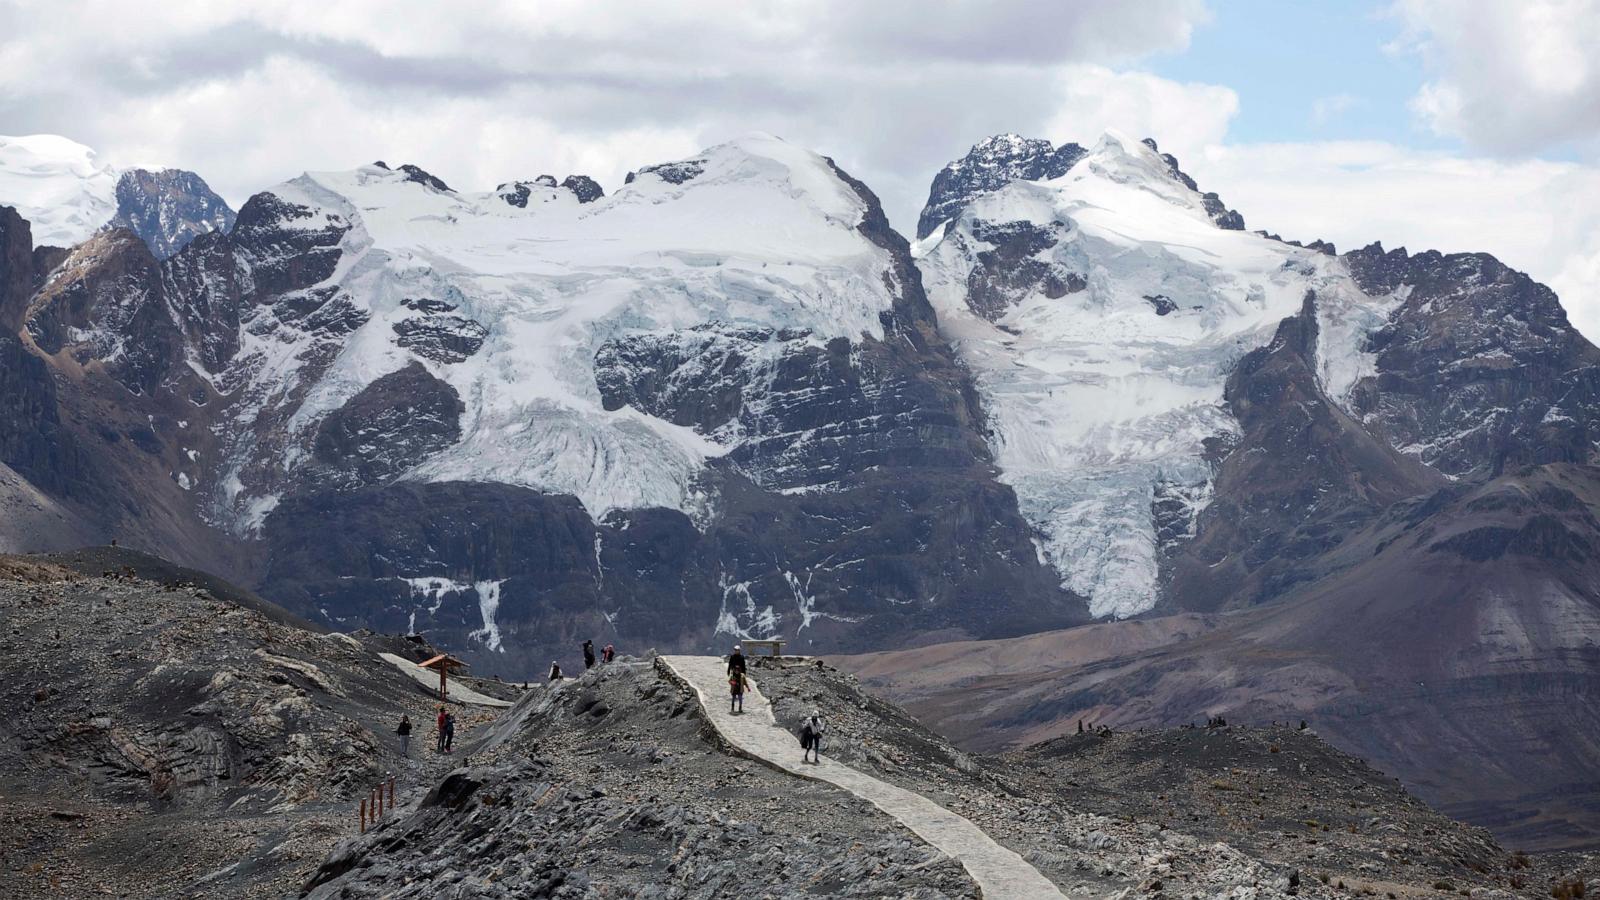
1553, 878, 1587, 900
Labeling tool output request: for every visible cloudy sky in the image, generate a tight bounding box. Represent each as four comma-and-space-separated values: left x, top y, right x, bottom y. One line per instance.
3, 0, 1599, 335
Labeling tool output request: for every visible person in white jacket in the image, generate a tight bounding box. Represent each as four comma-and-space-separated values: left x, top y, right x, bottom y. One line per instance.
800, 711, 826, 764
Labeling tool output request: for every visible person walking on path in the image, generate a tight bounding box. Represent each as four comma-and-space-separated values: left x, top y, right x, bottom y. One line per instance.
729, 670, 746, 714
582, 639, 597, 669
800, 711, 827, 764
443, 712, 456, 753
727, 644, 746, 679
603, 644, 615, 664
397, 714, 413, 757
435, 705, 447, 753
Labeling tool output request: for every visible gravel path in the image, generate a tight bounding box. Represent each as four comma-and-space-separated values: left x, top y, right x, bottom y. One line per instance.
660, 655, 1068, 900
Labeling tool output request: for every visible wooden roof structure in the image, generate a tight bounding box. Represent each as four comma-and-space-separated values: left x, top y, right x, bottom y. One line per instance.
418, 653, 469, 700
419, 653, 469, 673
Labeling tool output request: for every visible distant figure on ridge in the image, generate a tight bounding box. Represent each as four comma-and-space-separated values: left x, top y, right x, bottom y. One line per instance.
435, 705, 447, 753
396, 714, 412, 757
729, 669, 746, 714
582, 639, 596, 669
603, 644, 615, 664
548, 661, 563, 682
800, 710, 827, 764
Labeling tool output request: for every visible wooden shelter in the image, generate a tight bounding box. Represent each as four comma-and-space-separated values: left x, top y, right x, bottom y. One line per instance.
419, 653, 470, 700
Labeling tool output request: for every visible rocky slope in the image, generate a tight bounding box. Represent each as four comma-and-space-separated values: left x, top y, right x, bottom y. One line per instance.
844, 463, 1600, 851
0, 547, 526, 898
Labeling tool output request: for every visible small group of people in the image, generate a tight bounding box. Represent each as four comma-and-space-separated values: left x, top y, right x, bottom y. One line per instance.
393, 706, 455, 756
582, 639, 616, 669
435, 706, 456, 753
550, 639, 617, 682
726, 643, 827, 764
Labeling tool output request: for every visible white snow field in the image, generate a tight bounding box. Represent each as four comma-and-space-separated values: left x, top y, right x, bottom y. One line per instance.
207, 133, 907, 531
0, 134, 118, 247
917, 131, 1391, 618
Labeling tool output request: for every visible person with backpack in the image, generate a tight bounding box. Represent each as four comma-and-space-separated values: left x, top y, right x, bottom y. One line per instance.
582, 639, 597, 669
396, 714, 413, 757
435, 705, 447, 753
800, 711, 826, 764
603, 644, 615, 664
729, 670, 746, 714
443, 711, 456, 753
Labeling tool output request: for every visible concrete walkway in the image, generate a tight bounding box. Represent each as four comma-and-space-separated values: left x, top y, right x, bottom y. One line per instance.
659, 655, 1067, 900
377, 653, 513, 707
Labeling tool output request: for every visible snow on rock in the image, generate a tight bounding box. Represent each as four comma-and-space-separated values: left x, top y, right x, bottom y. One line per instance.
919, 130, 1388, 618
207, 133, 904, 528
470, 579, 506, 652
0, 135, 118, 247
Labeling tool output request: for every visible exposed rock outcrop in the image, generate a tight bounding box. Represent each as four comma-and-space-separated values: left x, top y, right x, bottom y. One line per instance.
109, 168, 235, 259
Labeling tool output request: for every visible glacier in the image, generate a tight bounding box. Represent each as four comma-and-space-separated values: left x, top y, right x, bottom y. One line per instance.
0, 134, 118, 247
917, 131, 1390, 618
204, 133, 908, 531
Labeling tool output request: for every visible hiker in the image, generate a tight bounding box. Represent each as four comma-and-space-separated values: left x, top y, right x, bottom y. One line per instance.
548, 661, 563, 681
435, 705, 447, 753
729, 670, 746, 714
603, 644, 615, 664
397, 714, 413, 756
582, 639, 596, 669
727, 644, 746, 679
800, 711, 826, 764
443, 711, 456, 753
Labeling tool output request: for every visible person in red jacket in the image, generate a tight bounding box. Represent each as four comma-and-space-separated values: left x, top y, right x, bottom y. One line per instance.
435, 705, 447, 753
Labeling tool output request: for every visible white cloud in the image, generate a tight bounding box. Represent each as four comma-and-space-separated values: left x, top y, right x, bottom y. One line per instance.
1188, 141, 1600, 340
0, 0, 1211, 233
1043, 66, 1238, 161
1391, 0, 1600, 152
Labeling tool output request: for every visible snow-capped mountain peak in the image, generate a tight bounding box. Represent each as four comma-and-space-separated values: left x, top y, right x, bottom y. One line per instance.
1072, 129, 1213, 215
0, 134, 118, 247
0, 134, 237, 258
918, 131, 1375, 618
195, 133, 910, 531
